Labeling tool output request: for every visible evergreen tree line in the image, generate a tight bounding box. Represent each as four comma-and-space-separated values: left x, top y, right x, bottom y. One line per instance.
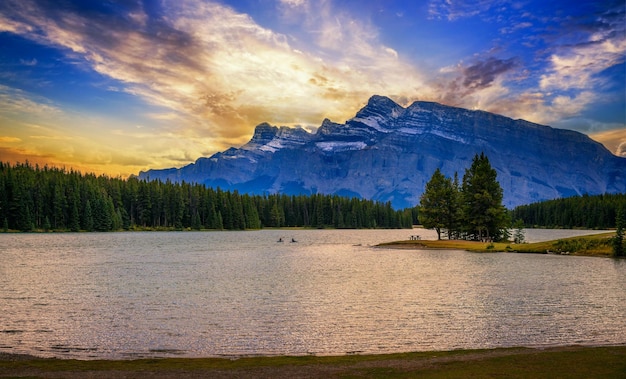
0, 162, 414, 232
419, 153, 509, 241
511, 193, 626, 229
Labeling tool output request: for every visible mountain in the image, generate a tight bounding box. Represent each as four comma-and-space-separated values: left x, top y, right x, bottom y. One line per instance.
139, 95, 626, 209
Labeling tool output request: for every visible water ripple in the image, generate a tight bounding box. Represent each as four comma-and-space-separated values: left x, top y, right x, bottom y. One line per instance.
0, 230, 624, 359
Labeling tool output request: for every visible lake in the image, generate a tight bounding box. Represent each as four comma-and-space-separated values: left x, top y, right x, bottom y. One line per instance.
0, 229, 624, 359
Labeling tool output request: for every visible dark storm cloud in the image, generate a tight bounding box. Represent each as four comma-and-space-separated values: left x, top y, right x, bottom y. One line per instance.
462, 57, 518, 90
430, 56, 520, 110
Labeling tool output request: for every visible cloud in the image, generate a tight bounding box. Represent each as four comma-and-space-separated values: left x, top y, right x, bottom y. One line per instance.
539, 3, 625, 93
470, 90, 600, 127
428, 0, 505, 21
0, 0, 431, 150
19, 58, 37, 66
589, 128, 626, 157
500, 22, 532, 34
279, 0, 307, 7
462, 57, 518, 90
540, 38, 626, 91
432, 63, 606, 127
431, 56, 518, 111
426, 1, 625, 128
0, 136, 21, 143
0, 85, 61, 116
550, 92, 595, 117
618, 142, 626, 157
0, 146, 55, 164
28, 135, 75, 141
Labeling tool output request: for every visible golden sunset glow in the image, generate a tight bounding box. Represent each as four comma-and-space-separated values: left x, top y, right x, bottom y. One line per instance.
0, 0, 624, 176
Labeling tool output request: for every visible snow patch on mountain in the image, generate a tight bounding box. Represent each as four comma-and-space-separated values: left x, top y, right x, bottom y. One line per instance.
316, 141, 367, 152
398, 127, 420, 135
351, 117, 391, 133
259, 139, 285, 153
431, 129, 468, 143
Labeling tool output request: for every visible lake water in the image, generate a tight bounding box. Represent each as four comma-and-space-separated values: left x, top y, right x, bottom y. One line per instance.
0, 229, 624, 359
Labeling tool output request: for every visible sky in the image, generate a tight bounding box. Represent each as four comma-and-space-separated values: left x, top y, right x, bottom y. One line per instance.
0, 0, 624, 177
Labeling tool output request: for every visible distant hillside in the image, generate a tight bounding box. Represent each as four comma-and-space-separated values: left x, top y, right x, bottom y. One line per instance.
512, 193, 626, 229
140, 95, 626, 209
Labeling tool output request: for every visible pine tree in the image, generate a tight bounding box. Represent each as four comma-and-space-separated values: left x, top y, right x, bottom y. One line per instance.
84, 199, 94, 232
270, 202, 282, 227
243, 197, 261, 229
461, 153, 509, 241
448, 173, 462, 239
69, 200, 81, 232
231, 194, 245, 230
52, 185, 67, 229
215, 210, 224, 230
613, 206, 625, 257
172, 188, 184, 230
113, 208, 123, 231
419, 168, 458, 240
18, 203, 33, 232
43, 216, 51, 231
119, 206, 131, 230
191, 210, 202, 230
512, 219, 525, 244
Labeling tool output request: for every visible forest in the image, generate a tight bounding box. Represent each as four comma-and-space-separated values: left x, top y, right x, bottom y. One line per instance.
3, 161, 623, 233
511, 193, 626, 229
0, 162, 415, 232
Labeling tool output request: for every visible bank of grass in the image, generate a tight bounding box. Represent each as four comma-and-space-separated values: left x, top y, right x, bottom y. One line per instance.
1, 346, 625, 378
379, 232, 617, 257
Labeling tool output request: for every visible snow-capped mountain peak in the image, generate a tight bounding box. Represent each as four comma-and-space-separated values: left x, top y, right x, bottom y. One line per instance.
140, 95, 625, 208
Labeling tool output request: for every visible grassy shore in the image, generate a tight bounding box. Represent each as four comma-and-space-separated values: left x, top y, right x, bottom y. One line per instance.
1, 346, 624, 378
378, 232, 618, 257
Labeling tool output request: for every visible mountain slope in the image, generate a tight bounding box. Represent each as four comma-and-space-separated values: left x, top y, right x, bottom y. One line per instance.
140, 95, 626, 208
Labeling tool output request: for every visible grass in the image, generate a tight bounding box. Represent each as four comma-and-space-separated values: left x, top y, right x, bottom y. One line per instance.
1, 346, 625, 378
378, 232, 617, 257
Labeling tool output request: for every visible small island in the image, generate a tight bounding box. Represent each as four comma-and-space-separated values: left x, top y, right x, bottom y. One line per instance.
390, 153, 626, 258
378, 232, 618, 257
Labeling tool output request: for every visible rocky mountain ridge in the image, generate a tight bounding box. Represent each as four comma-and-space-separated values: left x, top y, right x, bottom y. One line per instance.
140, 95, 626, 208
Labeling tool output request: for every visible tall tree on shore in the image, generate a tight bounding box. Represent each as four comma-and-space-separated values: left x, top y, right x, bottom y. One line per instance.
419, 168, 459, 240
613, 205, 625, 257
512, 219, 525, 244
461, 153, 509, 241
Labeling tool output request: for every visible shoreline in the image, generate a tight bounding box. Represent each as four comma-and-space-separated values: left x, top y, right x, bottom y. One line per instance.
1, 345, 625, 378
0, 226, 411, 233
0, 226, 612, 234
377, 232, 618, 257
